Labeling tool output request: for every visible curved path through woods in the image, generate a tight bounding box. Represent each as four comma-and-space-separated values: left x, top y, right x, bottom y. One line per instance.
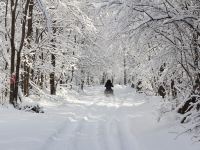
0, 86, 199, 150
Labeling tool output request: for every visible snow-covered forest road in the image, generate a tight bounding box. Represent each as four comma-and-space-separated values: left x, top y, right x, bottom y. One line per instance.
0, 86, 199, 150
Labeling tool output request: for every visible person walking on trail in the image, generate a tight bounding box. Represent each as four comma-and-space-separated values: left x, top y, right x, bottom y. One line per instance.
104, 79, 114, 95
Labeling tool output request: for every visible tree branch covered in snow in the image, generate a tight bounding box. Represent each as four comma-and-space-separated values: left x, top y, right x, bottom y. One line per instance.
106, 0, 200, 139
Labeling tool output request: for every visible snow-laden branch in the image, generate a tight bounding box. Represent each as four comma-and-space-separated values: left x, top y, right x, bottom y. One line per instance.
36, 0, 52, 36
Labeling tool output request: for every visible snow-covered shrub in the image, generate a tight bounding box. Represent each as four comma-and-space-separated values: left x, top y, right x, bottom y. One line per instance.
17, 98, 44, 113
18, 104, 44, 113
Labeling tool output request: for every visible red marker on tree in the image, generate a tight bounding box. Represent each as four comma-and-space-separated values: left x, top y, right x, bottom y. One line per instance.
10, 73, 16, 85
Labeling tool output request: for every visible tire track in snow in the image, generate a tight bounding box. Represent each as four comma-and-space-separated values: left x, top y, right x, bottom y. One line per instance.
41, 104, 103, 150
98, 103, 124, 150
69, 119, 87, 150
93, 101, 120, 150
114, 106, 141, 150
40, 119, 69, 150
103, 103, 140, 150
68, 99, 110, 150
42, 88, 102, 150
40, 118, 81, 150
106, 118, 124, 150
70, 119, 102, 150
96, 118, 110, 150
116, 118, 140, 150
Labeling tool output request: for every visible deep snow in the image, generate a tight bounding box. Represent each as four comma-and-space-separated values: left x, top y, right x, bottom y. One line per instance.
0, 85, 199, 150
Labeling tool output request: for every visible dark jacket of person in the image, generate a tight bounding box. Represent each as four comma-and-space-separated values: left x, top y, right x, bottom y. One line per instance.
105, 80, 113, 90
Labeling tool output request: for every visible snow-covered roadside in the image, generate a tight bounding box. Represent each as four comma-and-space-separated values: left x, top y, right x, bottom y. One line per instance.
0, 85, 199, 150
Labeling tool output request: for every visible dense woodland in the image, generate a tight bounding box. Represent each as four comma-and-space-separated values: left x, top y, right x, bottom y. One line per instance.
0, 0, 200, 139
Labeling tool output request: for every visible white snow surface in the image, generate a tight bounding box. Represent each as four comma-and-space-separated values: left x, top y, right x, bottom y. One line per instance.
0, 85, 199, 150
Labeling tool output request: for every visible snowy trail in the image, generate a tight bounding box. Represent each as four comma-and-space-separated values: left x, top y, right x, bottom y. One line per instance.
41, 86, 140, 150
0, 85, 200, 150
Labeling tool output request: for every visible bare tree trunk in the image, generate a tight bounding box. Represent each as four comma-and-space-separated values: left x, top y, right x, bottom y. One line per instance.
124, 52, 127, 85
9, 0, 18, 106
23, 0, 33, 96
13, 0, 31, 103
50, 20, 56, 95
4, 0, 9, 98
81, 80, 84, 90
40, 52, 44, 89
50, 54, 56, 95
71, 66, 74, 82
24, 63, 30, 96
14, 51, 21, 102
101, 72, 107, 85
87, 72, 90, 85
